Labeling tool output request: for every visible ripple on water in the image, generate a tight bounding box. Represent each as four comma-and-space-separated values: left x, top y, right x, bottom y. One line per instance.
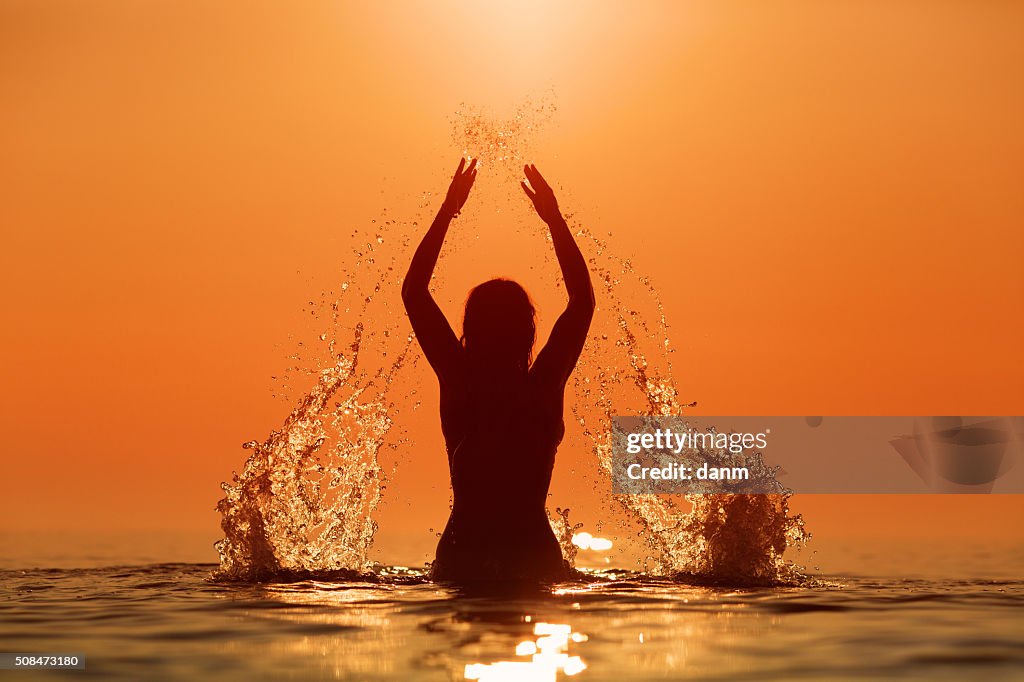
1, 565, 1022, 680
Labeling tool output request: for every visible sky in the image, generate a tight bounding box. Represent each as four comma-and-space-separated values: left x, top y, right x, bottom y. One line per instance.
1, 1, 1022, 572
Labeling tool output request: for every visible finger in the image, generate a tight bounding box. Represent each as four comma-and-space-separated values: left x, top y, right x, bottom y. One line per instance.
529, 164, 550, 190
466, 157, 478, 175
520, 180, 536, 199
525, 164, 547, 191
455, 158, 466, 176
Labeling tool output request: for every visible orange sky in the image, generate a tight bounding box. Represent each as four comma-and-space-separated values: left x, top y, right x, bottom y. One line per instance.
1, 2, 1022, 570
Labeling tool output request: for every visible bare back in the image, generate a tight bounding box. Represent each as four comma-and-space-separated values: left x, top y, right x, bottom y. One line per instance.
401, 161, 595, 582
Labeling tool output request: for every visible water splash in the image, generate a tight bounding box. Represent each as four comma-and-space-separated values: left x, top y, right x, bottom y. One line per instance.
214, 97, 809, 585
567, 220, 809, 586
213, 213, 422, 582
450, 96, 558, 186
550, 507, 583, 569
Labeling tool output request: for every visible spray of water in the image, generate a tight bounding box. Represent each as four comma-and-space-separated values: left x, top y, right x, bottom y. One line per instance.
566, 224, 809, 586
213, 214, 422, 581
214, 97, 808, 584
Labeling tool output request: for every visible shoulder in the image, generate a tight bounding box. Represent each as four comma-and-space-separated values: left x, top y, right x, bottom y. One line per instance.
527, 369, 567, 417
528, 359, 570, 394
436, 348, 468, 389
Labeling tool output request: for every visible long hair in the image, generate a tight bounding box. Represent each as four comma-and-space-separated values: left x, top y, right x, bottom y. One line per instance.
461, 278, 536, 373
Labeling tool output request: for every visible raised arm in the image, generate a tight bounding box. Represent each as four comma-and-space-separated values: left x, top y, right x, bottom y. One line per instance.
401, 158, 477, 383
521, 164, 595, 386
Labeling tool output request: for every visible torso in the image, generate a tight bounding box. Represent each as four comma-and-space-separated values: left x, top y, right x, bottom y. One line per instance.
432, 362, 568, 581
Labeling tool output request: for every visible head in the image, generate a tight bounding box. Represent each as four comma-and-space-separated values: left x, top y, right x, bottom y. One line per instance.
462, 279, 536, 373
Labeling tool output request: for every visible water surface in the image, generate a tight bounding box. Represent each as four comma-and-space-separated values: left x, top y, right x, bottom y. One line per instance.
3, 564, 1021, 681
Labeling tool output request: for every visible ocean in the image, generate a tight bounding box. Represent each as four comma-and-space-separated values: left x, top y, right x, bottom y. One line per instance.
2, 559, 1022, 681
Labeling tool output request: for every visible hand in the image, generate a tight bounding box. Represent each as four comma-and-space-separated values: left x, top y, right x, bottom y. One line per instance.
521, 164, 562, 224
441, 157, 478, 217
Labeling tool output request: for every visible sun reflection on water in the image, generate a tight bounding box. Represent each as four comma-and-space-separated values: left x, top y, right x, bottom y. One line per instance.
464, 622, 588, 681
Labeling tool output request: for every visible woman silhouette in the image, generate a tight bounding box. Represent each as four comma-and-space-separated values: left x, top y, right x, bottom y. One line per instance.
402, 159, 595, 583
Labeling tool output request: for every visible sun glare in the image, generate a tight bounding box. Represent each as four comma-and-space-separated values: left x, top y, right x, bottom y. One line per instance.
571, 532, 613, 551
